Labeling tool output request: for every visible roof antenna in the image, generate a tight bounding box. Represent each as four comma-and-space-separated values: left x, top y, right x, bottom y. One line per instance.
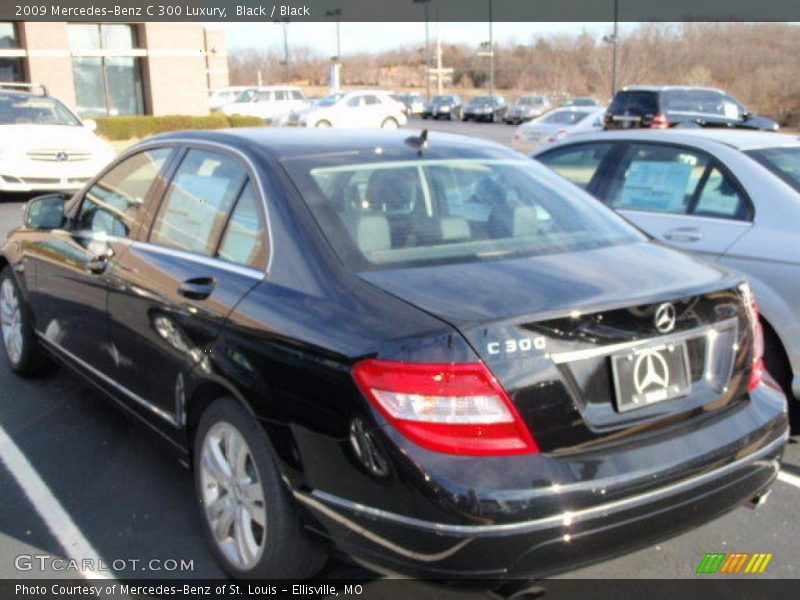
404, 129, 429, 156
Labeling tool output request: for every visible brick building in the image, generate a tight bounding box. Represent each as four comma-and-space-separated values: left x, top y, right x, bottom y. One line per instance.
0, 22, 228, 116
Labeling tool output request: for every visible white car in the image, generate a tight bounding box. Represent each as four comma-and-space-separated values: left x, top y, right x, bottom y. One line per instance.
0, 85, 116, 195
208, 86, 256, 111
220, 86, 308, 123
285, 90, 408, 129
511, 106, 606, 154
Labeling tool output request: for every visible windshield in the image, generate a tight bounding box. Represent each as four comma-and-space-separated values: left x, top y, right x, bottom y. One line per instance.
746, 146, 800, 193
281, 155, 643, 271
431, 95, 452, 104
317, 93, 345, 107
541, 110, 590, 125
0, 95, 81, 126
518, 97, 543, 106
470, 96, 495, 105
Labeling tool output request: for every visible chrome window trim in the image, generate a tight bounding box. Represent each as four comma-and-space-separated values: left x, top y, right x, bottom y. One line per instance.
110, 137, 275, 276
299, 433, 784, 538
36, 333, 179, 427
550, 317, 739, 364
130, 240, 265, 281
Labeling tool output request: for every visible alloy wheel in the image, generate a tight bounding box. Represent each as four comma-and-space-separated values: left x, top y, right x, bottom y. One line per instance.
0, 279, 23, 365
200, 421, 267, 570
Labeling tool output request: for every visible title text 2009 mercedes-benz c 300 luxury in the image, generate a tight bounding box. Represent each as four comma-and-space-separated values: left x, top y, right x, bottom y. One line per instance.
0, 130, 788, 580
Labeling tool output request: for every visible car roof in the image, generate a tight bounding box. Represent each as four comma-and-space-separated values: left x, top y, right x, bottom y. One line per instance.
151, 128, 511, 160
620, 85, 726, 94
532, 129, 800, 153
257, 85, 302, 91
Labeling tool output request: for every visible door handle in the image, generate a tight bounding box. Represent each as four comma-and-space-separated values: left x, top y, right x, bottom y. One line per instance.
663, 228, 703, 243
177, 277, 216, 301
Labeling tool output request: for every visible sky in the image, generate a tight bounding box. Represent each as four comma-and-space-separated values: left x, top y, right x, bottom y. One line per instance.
221, 22, 639, 55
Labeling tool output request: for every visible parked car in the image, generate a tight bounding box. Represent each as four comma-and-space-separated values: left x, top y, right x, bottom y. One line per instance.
503, 95, 552, 124
463, 95, 507, 122
421, 94, 463, 120
534, 129, 800, 425
392, 93, 425, 116
0, 84, 115, 196
285, 90, 407, 129
219, 86, 308, 124
511, 106, 605, 153
604, 86, 779, 131
208, 86, 256, 111
562, 96, 600, 107
1, 129, 786, 581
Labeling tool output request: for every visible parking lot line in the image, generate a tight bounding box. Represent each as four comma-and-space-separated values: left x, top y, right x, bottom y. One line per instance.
0, 421, 110, 580
777, 470, 800, 489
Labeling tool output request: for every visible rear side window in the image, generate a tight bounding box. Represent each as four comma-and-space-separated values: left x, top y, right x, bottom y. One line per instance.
274, 90, 288, 101
364, 95, 380, 106
537, 143, 613, 190
218, 185, 268, 270
77, 148, 171, 237
150, 149, 248, 255
291, 90, 304, 100
607, 144, 749, 219
608, 91, 658, 115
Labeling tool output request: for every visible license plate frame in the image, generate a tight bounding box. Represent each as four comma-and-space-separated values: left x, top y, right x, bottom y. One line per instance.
611, 342, 692, 413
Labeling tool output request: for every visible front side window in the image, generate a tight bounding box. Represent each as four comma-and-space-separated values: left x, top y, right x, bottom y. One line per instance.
346, 96, 363, 108
150, 149, 248, 256
282, 154, 643, 271
76, 148, 172, 237
537, 143, 613, 190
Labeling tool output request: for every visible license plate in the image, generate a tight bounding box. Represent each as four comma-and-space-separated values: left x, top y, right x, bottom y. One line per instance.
611, 342, 691, 412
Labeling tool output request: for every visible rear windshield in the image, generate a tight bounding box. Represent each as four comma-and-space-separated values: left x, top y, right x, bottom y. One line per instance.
746, 146, 800, 193
281, 155, 643, 271
608, 91, 658, 115
541, 110, 590, 125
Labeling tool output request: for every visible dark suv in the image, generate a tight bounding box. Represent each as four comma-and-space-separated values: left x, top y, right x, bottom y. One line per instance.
605, 86, 779, 131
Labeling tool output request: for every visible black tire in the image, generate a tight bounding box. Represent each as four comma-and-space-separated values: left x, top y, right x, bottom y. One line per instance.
762, 323, 798, 432
193, 397, 327, 579
0, 266, 54, 376
422, 114, 428, 120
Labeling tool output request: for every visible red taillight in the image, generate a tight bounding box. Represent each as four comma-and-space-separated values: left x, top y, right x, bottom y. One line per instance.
650, 113, 670, 129
741, 283, 765, 392
547, 129, 569, 143
352, 359, 539, 456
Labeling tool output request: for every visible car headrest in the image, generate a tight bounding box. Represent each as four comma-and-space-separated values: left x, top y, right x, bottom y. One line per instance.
341, 212, 391, 254
512, 206, 538, 237
439, 217, 471, 241
365, 169, 417, 214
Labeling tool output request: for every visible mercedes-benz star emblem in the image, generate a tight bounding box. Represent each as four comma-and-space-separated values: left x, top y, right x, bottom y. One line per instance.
633, 349, 671, 395
654, 302, 677, 334
55, 151, 69, 162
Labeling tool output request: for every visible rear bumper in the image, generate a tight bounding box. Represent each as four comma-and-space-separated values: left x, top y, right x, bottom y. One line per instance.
296, 385, 788, 579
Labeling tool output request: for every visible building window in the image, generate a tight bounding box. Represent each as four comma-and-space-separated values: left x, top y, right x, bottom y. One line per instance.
0, 22, 19, 48
0, 22, 24, 82
68, 23, 144, 116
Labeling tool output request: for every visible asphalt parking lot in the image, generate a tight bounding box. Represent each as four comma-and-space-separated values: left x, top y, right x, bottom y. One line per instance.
0, 120, 799, 591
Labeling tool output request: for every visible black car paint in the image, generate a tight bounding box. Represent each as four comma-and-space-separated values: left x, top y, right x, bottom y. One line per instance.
604, 88, 779, 131
0, 129, 787, 579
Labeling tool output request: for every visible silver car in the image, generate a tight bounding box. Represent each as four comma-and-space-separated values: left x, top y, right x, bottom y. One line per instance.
511, 106, 605, 154
533, 129, 800, 423
503, 95, 552, 124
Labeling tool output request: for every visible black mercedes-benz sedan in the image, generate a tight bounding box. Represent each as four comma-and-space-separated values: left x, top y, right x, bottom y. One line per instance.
0, 129, 788, 581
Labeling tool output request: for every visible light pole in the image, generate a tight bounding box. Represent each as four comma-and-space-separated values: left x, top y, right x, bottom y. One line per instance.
413, 0, 431, 99
488, 0, 494, 96
602, 0, 619, 98
273, 18, 290, 83
326, 8, 342, 61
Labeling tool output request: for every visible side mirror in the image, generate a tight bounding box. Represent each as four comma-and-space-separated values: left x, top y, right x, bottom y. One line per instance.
25, 194, 67, 230
82, 118, 98, 131
741, 111, 751, 121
